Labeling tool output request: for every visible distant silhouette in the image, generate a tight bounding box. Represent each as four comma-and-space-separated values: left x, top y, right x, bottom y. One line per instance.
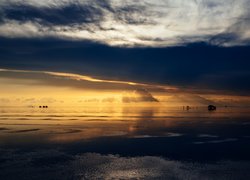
39, 105, 48, 108
186, 106, 190, 110
208, 105, 216, 111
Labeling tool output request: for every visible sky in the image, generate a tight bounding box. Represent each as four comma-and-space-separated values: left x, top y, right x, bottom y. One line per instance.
0, 0, 250, 105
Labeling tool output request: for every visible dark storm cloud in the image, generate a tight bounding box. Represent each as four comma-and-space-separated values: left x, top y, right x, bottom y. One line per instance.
209, 33, 240, 46
0, 0, 154, 32
0, 0, 250, 95
209, 20, 250, 46
113, 4, 157, 25
0, 0, 156, 24
1, 37, 250, 94
0, 3, 104, 26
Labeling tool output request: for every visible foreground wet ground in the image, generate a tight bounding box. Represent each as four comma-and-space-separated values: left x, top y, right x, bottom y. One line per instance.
0, 105, 250, 179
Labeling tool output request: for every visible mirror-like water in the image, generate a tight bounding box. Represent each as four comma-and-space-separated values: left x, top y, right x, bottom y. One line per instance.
1, 105, 250, 179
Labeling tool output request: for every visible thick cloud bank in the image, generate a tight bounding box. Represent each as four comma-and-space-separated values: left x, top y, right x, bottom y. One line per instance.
0, 0, 250, 47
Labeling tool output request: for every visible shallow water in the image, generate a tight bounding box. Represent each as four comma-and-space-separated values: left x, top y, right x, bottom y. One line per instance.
1, 105, 250, 179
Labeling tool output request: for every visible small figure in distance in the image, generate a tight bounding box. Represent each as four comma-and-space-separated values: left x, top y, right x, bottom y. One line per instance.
208, 105, 216, 111
39, 105, 48, 108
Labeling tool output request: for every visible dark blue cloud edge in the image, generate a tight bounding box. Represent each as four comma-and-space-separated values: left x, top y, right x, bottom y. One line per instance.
1, 37, 250, 95
0, 2, 153, 26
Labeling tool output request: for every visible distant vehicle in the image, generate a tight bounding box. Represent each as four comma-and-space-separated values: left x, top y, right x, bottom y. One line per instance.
39, 106, 48, 108
208, 105, 216, 111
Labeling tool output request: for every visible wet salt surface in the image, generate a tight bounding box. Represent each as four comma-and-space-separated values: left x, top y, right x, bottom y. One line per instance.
0, 149, 250, 180
0, 106, 250, 179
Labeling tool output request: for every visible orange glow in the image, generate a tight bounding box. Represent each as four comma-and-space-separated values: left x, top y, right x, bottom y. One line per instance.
1, 104, 250, 144
1, 68, 250, 107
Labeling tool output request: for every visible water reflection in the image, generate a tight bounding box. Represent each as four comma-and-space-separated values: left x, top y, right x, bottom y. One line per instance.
0, 105, 250, 145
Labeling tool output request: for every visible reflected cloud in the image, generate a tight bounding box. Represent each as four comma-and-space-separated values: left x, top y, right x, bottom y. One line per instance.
193, 138, 238, 144
10, 128, 40, 133
0, 127, 9, 131
1, 104, 250, 145
133, 132, 183, 139
197, 134, 219, 138
50, 129, 82, 134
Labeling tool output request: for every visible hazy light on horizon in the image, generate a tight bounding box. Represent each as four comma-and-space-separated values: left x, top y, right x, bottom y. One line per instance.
1, 68, 250, 107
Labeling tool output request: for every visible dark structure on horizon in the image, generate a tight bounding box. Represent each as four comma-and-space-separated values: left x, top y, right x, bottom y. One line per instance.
208, 105, 216, 111
39, 106, 48, 108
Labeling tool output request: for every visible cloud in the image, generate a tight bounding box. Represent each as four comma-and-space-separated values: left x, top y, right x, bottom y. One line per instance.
0, 68, 176, 92
1, 3, 104, 26
122, 89, 159, 103
0, 68, 182, 105
195, 71, 250, 94
0, 0, 249, 47
1, 40, 250, 95
165, 94, 215, 106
